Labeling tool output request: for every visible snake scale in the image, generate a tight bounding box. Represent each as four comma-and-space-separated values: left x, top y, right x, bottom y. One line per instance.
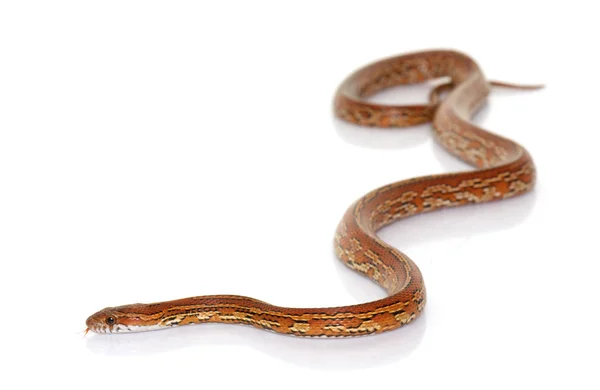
86, 50, 541, 337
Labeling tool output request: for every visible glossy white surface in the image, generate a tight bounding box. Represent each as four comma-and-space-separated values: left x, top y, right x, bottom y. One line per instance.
1, 1, 598, 388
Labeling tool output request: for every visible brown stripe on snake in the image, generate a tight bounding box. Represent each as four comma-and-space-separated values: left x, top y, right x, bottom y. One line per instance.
85, 49, 542, 337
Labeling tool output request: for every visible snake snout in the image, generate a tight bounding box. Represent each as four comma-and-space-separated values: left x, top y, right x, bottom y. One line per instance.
85, 314, 103, 333
85, 308, 117, 333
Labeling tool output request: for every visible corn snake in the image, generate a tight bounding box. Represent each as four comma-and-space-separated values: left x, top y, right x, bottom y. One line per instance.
85, 50, 541, 337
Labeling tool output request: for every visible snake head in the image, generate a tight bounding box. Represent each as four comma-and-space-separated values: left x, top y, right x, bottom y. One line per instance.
86, 304, 154, 334
86, 307, 127, 334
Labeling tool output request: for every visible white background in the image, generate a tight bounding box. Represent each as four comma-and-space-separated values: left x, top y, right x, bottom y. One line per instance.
1, 1, 598, 389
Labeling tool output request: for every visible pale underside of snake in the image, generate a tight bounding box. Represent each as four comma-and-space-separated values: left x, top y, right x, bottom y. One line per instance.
86, 50, 541, 337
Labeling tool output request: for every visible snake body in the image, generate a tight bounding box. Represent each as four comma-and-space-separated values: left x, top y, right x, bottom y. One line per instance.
86, 50, 539, 337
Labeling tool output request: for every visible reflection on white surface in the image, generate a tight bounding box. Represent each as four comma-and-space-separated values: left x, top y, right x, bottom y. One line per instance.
334, 118, 431, 150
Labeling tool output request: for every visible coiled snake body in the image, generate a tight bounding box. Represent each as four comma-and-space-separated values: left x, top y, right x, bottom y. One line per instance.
86, 50, 540, 337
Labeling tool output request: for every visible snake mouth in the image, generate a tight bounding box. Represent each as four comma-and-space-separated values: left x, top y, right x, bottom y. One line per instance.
86, 323, 141, 334
84, 318, 110, 334
86, 325, 110, 334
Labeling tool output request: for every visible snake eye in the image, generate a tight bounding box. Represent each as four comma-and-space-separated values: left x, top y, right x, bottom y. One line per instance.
106, 316, 116, 325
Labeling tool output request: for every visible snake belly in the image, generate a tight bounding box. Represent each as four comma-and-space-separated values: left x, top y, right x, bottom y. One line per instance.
85, 50, 537, 337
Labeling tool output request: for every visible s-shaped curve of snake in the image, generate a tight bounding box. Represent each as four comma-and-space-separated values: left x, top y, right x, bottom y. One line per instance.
86, 50, 541, 337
